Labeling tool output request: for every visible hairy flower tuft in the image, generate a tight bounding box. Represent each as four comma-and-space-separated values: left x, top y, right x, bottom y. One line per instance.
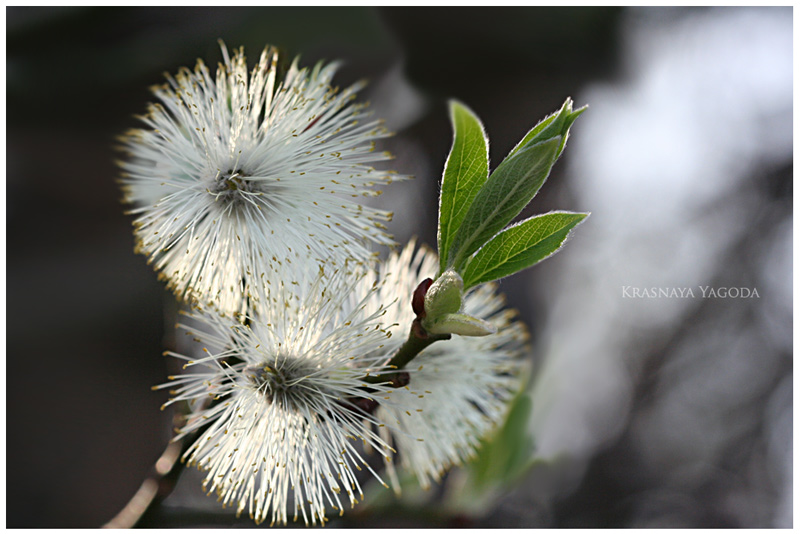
119, 42, 402, 316
156, 267, 400, 526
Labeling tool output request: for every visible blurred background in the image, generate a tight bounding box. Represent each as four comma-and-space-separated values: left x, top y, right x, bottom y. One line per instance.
6, 6, 792, 528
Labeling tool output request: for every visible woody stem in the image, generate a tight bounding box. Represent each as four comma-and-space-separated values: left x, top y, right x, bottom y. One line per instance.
362, 318, 450, 385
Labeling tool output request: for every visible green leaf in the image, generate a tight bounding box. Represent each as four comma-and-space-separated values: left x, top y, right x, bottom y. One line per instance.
423, 312, 496, 337
448, 137, 561, 271
462, 211, 588, 289
469, 391, 535, 487
495, 392, 535, 484
506, 97, 586, 161
437, 101, 490, 274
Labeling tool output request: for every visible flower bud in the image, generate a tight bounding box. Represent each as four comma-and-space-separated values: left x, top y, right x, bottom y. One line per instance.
423, 270, 464, 319
420, 271, 497, 337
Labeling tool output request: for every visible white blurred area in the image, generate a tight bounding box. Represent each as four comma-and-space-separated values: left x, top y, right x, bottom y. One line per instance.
525, 8, 791, 527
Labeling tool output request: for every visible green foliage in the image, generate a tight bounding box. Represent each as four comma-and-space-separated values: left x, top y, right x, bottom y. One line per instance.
437, 101, 490, 274
461, 211, 588, 289
506, 98, 586, 161
468, 390, 536, 488
436, 97, 587, 284
448, 137, 561, 272
424, 311, 496, 337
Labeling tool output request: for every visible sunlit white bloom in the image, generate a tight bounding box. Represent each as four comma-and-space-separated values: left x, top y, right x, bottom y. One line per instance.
119, 43, 401, 316
368, 243, 527, 489
157, 267, 399, 526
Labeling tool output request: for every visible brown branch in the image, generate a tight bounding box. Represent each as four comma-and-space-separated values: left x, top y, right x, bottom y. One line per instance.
102, 441, 183, 528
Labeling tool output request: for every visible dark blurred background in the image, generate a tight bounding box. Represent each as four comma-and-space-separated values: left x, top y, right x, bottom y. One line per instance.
6, 7, 791, 528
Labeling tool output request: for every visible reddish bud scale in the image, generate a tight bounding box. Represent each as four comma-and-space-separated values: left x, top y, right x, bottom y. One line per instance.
389, 372, 410, 388
412, 278, 434, 317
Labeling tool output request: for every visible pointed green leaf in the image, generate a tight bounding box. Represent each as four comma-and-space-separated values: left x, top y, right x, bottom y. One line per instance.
506, 97, 587, 162
423, 311, 496, 337
448, 137, 561, 271
437, 101, 490, 274
462, 211, 588, 289
495, 392, 535, 484
469, 391, 535, 487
